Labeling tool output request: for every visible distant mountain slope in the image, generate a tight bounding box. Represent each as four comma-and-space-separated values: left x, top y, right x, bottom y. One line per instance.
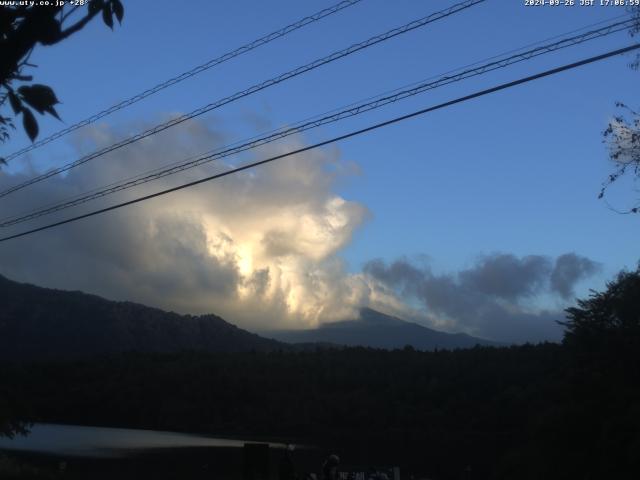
263, 308, 498, 350
0, 275, 283, 360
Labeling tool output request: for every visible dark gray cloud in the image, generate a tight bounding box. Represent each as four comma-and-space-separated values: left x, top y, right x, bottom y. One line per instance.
459, 254, 552, 301
550, 253, 601, 299
0, 208, 241, 314
363, 252, 600, 343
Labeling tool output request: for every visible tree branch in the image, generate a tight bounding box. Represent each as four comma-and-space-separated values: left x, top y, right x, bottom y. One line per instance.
57, 8, 101, 42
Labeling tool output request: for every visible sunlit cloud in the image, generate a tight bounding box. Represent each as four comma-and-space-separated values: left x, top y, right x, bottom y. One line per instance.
0, 117, 601, 342
0, 117, 371, 330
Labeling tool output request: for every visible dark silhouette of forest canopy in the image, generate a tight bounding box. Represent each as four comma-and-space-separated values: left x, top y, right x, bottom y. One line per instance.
0, 0, 125, 440
1, 265, 640, 479
0, 3, 639, 479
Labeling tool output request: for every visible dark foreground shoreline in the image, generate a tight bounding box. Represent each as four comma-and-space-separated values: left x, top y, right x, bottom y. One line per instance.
2, 445, 327, 480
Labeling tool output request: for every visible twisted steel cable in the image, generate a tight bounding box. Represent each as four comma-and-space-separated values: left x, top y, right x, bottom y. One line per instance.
0, 0, 486, 199
1, 0, 365, 163
1, 43, 638, 243
0, 16, 633, 228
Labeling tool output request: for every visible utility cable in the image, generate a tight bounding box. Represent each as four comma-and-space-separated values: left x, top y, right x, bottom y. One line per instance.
1, 43, 637, 243
0, 0, 366, 163
0, 0, 485, 198
0, 16, 633, 228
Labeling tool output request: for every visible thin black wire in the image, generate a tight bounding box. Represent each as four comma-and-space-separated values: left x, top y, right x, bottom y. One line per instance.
0, 0, 486, 199
1, 43, 638, 244
0, 16, 633, 228
0, 0, 365, 163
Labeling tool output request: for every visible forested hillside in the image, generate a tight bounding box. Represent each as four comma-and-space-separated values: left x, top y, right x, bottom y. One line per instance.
1, 268, 639, 479
0, 275, 283, 360
2, 340, 638, 480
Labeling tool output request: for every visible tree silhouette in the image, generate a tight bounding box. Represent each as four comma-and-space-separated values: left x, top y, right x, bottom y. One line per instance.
630, 6, 640, 70
557, 266, 640, 478
0, 392, 29, 439
0, 0, 124, 438
601, 102, 639, 213
562, 264, 640, 350
599, 7, 640, 212
0, 0, 124, 157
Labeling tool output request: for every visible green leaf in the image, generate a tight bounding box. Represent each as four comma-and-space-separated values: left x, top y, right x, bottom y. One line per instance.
112, 0, 124, 24
22, 108, 39, 142
102, 3, 114, 29
17, 84, 60, 115
8, 91, 22, 115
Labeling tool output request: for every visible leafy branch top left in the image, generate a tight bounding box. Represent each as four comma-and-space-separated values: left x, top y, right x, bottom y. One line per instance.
0, 0, 124, 162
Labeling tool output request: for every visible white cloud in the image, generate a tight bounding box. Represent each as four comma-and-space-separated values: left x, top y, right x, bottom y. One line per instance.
0, 117, 371, 330
0, 117, 601, 342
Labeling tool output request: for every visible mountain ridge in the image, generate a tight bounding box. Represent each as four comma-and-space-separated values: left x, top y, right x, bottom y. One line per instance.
0, 274, 283, 360
262, 307, 498, 350
0, 275, 496, 360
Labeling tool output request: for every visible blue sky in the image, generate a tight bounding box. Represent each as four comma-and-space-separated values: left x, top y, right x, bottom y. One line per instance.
1, 0, 638, 341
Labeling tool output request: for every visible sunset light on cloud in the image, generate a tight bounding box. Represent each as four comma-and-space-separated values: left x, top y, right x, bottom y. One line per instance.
1, 2, 640, 474
0, 0, 637, 345
0, 116, 603, 341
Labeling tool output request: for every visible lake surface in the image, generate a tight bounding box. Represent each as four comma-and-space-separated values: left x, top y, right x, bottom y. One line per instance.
0, 423, 288, 458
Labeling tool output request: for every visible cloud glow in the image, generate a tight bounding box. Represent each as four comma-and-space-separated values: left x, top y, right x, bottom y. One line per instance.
0, 117, 600, 341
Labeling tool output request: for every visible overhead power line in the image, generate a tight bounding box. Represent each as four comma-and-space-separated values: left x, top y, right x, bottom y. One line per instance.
1, 43, 637, 244
0, 16, 634, 228
1, 0, 365, 163
0, 0, 486, 199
